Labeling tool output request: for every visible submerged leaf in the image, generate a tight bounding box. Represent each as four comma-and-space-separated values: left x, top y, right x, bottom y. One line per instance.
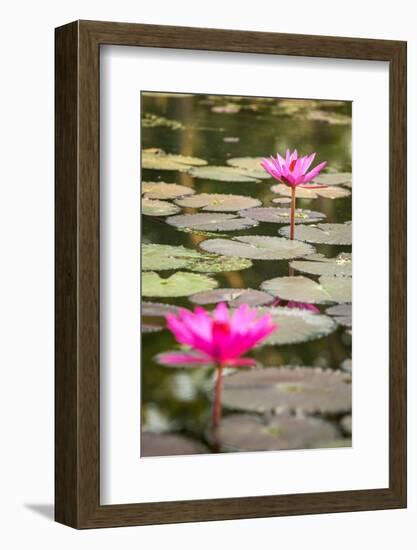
190, 288, 273, 307
261, 275, 351, 304
218, 413, 338, 452
142, 198, 180, 216
241, 207, 326, 224
221, 367, 351, 414
175, 193, 261, 212
166, 213, 258, 231
290, 253, 352, 277
142, 271, 217, 297
142, 148, 207, 171
142, 182, 195, 200
255, 306, 336, 345
188, 165, 260, 182
279, 223, 352, 245
199, 235, 316, 260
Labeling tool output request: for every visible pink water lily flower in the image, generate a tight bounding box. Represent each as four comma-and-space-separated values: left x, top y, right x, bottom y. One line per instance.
261, 149, 327, 188
158, 303, 277, 431
159, 302, 277, 367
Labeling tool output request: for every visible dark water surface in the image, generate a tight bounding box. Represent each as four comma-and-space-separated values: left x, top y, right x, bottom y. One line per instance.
141, 93, 352, 452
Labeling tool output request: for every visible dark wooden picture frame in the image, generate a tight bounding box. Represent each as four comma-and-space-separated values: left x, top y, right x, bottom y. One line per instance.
55, 20, 407, 529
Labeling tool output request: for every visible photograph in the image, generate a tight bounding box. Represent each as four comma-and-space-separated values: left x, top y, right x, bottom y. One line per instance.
140, 92, 352, 456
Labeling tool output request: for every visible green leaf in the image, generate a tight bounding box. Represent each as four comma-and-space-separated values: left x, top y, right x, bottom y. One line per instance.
279, 223, 352, 245
290, 253, 352, 277
142, 271, 218, 297
175, 193, 261, 212
142, 182, 195, 200
166, 213, 259, 231
187, 165, 261, 182
241, 207, 326, 224
142, 148, 207, 171
142, 198, 180, 216
260, 275, 351, 304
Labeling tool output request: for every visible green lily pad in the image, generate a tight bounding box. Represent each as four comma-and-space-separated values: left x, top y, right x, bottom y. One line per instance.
271, 183, 350, 199
142, 198, 181, 216
166, 213, 258, 231
142, 148, 207, 171
255, 307, 337, 345
187, 165, 261, 182
141, 432, 207, 457
189, 288, 273, 307
306, 110, 351, 125
279, 223, 352, 245
142, 244, 201, 271
175, 193, 261, 212
290, 253, 352, 277
272, 197, 292, 204
221, 367, 351, 414
142, 244, 252, 273
142, 113, 185, 130
199, 235, 316, 260
313, 172, 352, 186
226, 157, 272, 179
142, 271, 217, 297
142, 182, 195, 200
260, 275, 351, 304
218, 413, 338, 452
241, 207, 326, 224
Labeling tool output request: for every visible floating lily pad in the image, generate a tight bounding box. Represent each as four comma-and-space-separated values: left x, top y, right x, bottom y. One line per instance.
142, 244, 252, 273
175, 193, 261, 212
221, 367, 351, 414
255, 307, 337, 345
142, 148, 207, 171
279, 223, 352, 245
241, 207, 326, 224
218, 413, 338, 452
313, 172, 352, 186
190, 288, 274, 307
142, 302, 182, 317
226, 157, 272, 179
290, 253, 352, 277
142, 198, 181, 216
271, 183, 350, 199
199, 236, 316, 260
142, 324, 163, 333
142, 271, 217, 297
326, 303, 352, 327
142, 182, 195, 200
142, 244, 201, 271
188, 165, 260, 182
261, 275, 351, 304
306, 110, 351, 125
272, 197, 292, 204
166, 213, 258, 232
141, 432, 207, 457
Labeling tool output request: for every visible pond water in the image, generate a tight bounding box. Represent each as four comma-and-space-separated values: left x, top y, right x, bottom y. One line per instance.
141, 93, 352, 455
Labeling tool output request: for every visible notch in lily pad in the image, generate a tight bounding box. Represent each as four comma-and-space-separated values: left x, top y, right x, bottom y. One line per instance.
142, 271, 218, 297
290, 252, 352, 277
261, 275, 351, 304
190, 288, 274, 307
142, 182, 195, 200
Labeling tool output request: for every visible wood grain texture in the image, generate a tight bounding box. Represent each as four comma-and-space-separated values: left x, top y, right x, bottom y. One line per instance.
55, 20, 407, 529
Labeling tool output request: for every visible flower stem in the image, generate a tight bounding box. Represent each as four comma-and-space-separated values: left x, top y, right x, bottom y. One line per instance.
212, 364, 224, 430
290, 186, 296, 240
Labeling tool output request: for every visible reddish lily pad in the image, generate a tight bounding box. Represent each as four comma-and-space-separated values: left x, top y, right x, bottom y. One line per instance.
218, 413, 338, 452
221, 367, 352, 414
141, 432, 207, 457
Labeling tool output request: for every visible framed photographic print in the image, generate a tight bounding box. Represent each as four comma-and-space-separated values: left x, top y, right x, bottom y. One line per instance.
55, 20, 407, 528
